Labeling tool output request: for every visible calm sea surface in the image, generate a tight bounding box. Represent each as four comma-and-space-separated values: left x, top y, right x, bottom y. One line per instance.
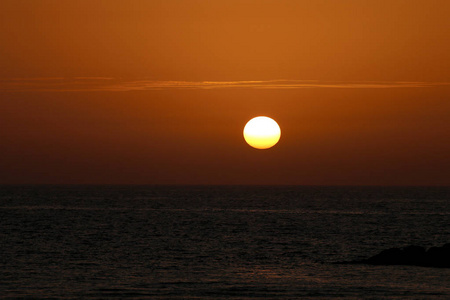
1, 185, 449, 299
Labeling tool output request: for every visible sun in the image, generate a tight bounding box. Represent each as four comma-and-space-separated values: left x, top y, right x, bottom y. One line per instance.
243, 116, 281, 149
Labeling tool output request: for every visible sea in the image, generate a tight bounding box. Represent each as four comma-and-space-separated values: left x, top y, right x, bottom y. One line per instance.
1, 185, 449, 299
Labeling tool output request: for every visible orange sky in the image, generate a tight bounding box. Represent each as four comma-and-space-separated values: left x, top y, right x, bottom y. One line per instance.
1, 0, 449, 185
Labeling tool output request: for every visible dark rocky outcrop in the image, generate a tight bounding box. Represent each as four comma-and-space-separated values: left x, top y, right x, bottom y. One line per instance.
340, 243, 450, 268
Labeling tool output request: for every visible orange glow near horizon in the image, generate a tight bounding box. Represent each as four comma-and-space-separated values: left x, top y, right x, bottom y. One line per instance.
0, 0, 449, 185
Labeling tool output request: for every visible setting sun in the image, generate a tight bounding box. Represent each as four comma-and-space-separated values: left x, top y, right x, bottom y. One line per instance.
243, 116, 281, 149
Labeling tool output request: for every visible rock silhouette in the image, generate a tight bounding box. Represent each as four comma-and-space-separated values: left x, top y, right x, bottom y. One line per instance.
341, 243, 450, 268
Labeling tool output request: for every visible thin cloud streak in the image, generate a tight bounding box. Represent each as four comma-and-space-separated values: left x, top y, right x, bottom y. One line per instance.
0, 78, 449, 92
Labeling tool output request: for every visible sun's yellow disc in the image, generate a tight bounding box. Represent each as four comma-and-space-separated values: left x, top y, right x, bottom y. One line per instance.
243, 116, 281, 149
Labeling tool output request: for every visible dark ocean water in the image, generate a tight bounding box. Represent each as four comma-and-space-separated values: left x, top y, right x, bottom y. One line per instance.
1, 185, 449, 299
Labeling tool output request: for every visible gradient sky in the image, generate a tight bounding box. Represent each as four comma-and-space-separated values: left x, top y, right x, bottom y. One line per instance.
1, 0, 449, 185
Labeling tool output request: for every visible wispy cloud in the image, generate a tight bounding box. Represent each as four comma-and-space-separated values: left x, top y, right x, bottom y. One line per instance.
0, 78, 449, 92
